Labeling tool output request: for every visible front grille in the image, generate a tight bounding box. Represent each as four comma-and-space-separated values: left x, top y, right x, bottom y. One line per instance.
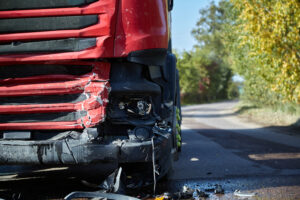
0, 111, 87, 123
0, 15, 98, 34
0, 0, 117, 61
0, 62, 111, 130
0, 94, 88, 106
0, 0, 97, 11
0, 64, 93, 79
0, 0, 113, 131
0, 38, 97, 55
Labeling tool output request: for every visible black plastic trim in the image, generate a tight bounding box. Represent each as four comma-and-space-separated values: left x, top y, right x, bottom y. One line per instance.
0, 64, 93, 79
168, 0, 174, 11
0, 38, 96, 55
0, 133, 172, 166
127, 48, 168, 67
110, 62, 161, 95
0, 111, 87, 123
0, 94, 88, 106
0, 0, 97, 11
0, 15, 98, 34
166, 53, 177, 103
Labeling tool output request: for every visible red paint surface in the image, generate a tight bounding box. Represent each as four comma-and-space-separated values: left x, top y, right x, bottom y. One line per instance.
0, 0, 118, 62
0, 0, 169, 130
0, 1, 115, 19
114, 0, 169, 57
0, 62, 110, 130
0, 0, 169, 61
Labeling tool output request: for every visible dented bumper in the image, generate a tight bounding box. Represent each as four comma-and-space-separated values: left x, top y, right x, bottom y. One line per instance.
0, 131, 172, 166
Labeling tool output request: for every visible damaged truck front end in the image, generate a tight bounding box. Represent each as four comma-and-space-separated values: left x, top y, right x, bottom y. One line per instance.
0, 0, 181, 183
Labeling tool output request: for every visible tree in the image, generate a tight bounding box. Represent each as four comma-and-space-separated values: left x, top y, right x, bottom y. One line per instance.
229, 0, 300, 104
175, 50, 206, 95
191, 1, 233, 101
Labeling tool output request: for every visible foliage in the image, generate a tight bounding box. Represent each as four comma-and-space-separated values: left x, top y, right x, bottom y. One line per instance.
177, 0, 299, 106
227, 81, 241, 99
176, 1, 233, 104
175, 50, 206, 95
229, 0, 300, 104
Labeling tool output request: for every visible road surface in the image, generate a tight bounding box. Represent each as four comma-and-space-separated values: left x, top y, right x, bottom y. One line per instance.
1, 101, 300, 199
170, 101, 300, 199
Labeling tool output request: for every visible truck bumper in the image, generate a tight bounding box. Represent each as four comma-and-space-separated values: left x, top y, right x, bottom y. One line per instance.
0, 132, 172, 166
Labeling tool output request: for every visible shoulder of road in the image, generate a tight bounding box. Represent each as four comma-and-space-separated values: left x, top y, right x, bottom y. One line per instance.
182, 101, 300, 148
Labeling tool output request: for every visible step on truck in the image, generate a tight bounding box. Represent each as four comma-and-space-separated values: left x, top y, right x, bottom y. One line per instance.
0, 0, 181, 184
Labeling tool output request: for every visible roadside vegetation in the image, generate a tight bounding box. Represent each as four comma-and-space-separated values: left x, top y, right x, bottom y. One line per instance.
176, 0, 299, 126
235, 102, 300, 127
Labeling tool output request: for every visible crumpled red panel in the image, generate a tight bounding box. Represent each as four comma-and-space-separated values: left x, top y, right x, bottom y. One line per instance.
0, 61, 110, 130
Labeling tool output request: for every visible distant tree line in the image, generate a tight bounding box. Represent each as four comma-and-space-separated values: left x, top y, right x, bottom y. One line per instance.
177, 0, 299, 109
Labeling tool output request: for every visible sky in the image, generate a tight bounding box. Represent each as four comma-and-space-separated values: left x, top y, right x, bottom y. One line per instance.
171, 0, 244, 82
172, 0, 218, 52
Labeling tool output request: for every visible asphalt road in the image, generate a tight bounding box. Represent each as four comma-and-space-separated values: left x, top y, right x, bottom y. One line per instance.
1, 101, 300, 199
169, 101, 300, 199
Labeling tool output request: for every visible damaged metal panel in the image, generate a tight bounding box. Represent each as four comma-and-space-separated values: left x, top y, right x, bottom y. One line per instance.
0, 62, 111, 130
0, 0, 176, 184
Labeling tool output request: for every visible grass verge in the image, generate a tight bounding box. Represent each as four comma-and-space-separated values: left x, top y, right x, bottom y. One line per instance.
235, 101, 300, 127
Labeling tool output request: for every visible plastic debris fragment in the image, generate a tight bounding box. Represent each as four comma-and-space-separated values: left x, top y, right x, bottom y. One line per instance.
234, 190, 256, 198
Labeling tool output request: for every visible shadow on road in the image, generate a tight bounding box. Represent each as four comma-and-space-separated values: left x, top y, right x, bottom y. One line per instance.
188, 127, 300, 169
183, 113, 235, 118
169, 125, 300, 198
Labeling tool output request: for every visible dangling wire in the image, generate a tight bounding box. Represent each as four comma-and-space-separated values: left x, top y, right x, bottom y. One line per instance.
151, 137, 156, 195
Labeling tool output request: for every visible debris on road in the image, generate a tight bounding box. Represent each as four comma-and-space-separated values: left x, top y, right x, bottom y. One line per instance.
234, 190, 256, 198
204, 184, 224, 194
64, 191, 140, 200
181, 185, 194, 199
64, 167, 132, 200
98, 167, 125, 193
153, 192, 174, 200
193, 189, 209, 199
162, 192, 173, 199
214, 184, 224, 194
170, 185, 210, 199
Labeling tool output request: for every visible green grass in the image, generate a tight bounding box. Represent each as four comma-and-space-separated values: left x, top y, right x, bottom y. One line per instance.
235, 101, 300, 127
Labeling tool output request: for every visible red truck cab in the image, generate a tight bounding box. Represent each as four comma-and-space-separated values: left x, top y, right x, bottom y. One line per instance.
0, 0, 181, 183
